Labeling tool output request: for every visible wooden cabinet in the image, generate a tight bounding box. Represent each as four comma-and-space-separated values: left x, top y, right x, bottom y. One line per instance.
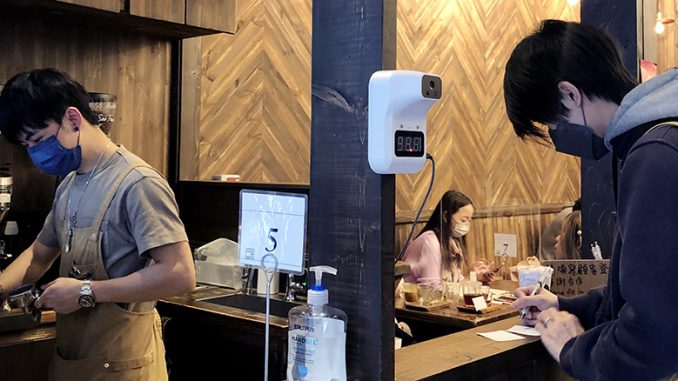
186, 0, 237, 34
57, 0, 120, 13
6, 0, 235, 39
130, 0, 184, 24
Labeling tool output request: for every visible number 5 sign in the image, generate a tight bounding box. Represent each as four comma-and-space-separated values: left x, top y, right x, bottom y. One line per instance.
238, 190, 307, 274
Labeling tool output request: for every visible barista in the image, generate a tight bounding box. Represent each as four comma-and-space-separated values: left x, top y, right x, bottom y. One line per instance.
0, 68, 195, 381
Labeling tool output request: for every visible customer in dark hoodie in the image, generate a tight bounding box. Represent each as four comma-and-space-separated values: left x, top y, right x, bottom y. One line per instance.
503, 20, 678, 380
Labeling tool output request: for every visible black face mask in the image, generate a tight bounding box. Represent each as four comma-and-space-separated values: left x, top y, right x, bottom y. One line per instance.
548, 101, 609, 160
548, 122, 609, 160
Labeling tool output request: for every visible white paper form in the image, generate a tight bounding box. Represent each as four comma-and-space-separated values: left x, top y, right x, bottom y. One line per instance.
477, 331, 526, 342
507, 325, 541, 337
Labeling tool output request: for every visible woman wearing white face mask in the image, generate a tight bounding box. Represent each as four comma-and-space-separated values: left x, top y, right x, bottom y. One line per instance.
402, 190, 496, 285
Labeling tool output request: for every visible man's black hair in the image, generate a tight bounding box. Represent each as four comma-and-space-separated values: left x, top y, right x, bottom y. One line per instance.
0, 68, 98, 145
503, 20, 638, 142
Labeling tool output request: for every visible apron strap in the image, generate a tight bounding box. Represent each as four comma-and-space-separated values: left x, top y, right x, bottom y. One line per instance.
89, 159, 157, 313
89, 160, 148, 231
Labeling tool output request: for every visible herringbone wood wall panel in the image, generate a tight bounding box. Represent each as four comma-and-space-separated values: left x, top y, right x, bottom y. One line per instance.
395, 0, 580, 264
196, 0, 312, 183
192, 0, 581, 263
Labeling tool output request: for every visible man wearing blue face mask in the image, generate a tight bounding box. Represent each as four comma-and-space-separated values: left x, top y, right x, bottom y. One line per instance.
25, 121, 83, 176
0, 68, 195, 381
503, 20, 678, 381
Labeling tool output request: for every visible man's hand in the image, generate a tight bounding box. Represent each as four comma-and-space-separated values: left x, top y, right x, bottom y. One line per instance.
535, 307, 585, 361
512, 286, 559, 326
36, 277, 83, 314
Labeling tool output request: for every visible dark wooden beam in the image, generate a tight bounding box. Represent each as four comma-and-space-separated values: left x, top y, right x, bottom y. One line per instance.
580, 0, 638, 259
167, 39, 182, 191
310, 1, 396, 379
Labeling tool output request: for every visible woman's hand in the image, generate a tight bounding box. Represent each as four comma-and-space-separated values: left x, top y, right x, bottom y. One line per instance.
512, 286, 559, 326
472, 260, 497, 283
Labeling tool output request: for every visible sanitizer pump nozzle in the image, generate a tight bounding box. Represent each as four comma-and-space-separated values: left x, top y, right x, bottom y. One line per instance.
308, 265, 337, 306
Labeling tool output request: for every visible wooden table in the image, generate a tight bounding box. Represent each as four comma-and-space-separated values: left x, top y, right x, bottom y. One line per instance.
396, 299, 519, 330
396, 280, 520, 341
395, 316, 574, 380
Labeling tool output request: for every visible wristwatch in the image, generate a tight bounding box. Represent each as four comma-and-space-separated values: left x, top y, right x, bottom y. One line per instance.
77, 280, 96, 308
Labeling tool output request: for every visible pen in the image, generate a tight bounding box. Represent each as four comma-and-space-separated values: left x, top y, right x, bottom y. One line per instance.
519, 282, 542, 320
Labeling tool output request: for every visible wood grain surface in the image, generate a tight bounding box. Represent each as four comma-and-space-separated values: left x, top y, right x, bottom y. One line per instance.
185, 0, 581, 266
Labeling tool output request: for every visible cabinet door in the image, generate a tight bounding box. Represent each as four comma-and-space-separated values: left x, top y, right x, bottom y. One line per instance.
129, 0, 184, 24
56, 0, 120, 13
186, 0, 236, 33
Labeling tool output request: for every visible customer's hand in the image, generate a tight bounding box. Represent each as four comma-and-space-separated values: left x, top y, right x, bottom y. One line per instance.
535, 308, 584, 362
472, 260, 497, 283
512, 286, 559, 326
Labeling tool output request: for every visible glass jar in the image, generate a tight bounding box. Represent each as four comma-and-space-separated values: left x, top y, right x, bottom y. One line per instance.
0, 174, 11, 211
89, 92, 117, 135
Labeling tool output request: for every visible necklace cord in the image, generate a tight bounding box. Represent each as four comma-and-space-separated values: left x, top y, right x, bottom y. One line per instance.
67, 141, 113, 228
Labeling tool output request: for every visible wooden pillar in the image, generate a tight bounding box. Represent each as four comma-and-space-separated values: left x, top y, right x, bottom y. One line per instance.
309, 1, 396, 380
579, 0, 638, 259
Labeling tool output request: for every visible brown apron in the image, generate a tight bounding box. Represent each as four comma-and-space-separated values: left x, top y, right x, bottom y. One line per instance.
48, 163, 168, 381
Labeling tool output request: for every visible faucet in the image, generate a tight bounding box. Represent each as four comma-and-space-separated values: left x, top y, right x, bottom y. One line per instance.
0, 240, 11, 262
241, 266, 254, 294
285, 274, 305, 301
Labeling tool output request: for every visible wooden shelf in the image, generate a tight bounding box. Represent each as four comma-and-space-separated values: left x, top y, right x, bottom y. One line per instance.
2, 0, 235, 39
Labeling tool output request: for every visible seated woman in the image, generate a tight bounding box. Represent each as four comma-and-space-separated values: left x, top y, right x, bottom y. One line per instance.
554, 210, 582, 259
402, 190, 495, 285
539, 198, 581, 260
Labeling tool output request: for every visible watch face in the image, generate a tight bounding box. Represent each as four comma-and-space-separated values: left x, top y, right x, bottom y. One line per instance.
78, 294, 96, 308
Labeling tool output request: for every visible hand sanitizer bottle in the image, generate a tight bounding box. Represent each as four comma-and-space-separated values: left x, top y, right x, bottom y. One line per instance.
287, 265, 347, 381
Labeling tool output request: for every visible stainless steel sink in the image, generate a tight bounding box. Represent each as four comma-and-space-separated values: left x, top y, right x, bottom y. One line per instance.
200, 294, 299, 318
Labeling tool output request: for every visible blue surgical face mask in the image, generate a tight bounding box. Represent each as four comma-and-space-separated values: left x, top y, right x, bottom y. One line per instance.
549, 103, 609, 160
27, 126, 82, 176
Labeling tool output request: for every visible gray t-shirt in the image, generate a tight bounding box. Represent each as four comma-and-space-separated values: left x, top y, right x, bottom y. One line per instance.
38, 146, 188, 278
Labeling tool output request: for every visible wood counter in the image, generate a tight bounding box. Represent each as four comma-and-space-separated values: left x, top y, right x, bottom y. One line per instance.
158, 287, 298, 381
158, 286, 292, 328
396, 316, 574, 380
0, 310, 56, 381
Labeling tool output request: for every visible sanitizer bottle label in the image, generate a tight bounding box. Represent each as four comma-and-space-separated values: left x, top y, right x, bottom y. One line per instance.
287, 318, 346, 381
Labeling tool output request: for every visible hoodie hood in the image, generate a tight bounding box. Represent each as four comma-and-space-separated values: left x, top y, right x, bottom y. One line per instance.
605, 68, 678, 150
